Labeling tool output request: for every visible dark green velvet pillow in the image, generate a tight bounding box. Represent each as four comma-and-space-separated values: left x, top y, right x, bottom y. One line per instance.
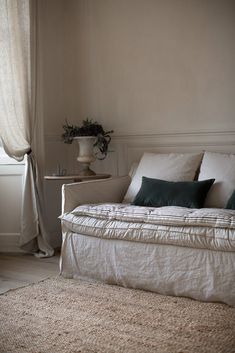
132, 177, 215, 208
226, 190, 235, 210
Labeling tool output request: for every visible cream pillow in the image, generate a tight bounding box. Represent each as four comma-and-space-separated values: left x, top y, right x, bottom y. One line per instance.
128, 162, 139, 178
123, 152, 203, 203
198, 152, 235, 208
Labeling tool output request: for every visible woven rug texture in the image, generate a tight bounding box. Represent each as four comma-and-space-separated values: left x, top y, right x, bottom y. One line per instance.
0, 276, 235, 353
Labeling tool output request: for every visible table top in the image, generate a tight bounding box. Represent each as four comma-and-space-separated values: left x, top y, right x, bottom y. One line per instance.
44, 174, 111, 182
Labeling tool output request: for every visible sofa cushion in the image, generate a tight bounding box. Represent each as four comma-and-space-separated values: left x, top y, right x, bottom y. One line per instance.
198, 152, 235, 208
132, 177, 215, 208
60, 203, 235, 252
123, 153, 203, 203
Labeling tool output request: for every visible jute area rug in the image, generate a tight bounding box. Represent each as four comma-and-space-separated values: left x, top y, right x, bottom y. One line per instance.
0, 276, 235, 353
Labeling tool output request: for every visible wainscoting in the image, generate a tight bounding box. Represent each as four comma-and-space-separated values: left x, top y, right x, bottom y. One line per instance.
0, 164, 25, 252
45, 129, 235, 177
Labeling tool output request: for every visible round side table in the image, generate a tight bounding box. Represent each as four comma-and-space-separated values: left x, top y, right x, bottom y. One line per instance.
44, 174, 111, 183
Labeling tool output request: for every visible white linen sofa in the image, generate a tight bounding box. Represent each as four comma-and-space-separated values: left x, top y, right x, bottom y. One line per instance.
60, 152, 235, 306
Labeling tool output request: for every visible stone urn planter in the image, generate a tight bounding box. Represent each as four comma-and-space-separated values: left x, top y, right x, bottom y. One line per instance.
62, 119, 113, 175
74, 136, 97, 176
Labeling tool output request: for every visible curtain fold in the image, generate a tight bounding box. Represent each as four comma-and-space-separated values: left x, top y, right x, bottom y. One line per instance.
0, 0, 54, 257
21, 154, 54, 257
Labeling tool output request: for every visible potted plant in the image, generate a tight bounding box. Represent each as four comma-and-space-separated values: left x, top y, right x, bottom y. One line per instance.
62, 118, 113, 176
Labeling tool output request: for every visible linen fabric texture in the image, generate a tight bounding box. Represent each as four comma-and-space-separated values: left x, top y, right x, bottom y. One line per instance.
60, 231, 235, 306
60, 202, 235, 306
123, 153, 203, 203
198, 152, 235, 208
60, 203, 235, 252
132, 177, 215, 208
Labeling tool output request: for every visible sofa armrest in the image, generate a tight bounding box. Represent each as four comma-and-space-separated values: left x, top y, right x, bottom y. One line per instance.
61, 175, 131, 214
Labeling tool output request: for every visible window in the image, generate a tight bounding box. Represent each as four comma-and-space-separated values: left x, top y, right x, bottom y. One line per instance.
0, 141, 25, 165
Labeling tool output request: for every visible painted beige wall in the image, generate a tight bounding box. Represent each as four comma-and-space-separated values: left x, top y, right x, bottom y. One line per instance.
40, 0, 235, 137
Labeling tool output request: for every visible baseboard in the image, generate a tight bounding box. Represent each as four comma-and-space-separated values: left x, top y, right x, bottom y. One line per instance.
0, 232, 61, 253
0, 233, 24, 253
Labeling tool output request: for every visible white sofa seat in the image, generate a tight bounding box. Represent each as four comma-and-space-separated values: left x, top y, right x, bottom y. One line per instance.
60, 203, 235, 252
60, 177, 235, 306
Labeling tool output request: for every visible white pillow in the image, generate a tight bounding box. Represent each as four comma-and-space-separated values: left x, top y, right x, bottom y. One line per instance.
198, 152, 235, 208
128, 162, 139, 178
123, 152, 203, 203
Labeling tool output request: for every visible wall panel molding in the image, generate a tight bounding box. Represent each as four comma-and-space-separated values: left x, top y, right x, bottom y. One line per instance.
45, 130, 235, 176
0, 165, 25, 252
45, 129, 235, 141
0, 233, 23, 253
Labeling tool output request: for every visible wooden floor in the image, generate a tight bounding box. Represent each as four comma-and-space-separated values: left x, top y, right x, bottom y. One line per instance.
0, 253, 60, 294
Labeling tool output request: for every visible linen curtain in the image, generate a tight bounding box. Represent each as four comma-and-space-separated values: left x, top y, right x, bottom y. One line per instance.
0, 0, 54, 257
